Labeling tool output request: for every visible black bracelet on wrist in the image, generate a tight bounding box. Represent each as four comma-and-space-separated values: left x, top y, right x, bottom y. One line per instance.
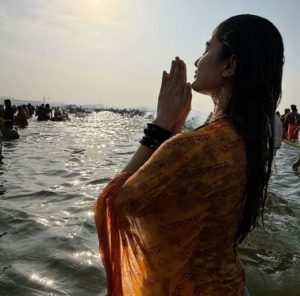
139, 123, 172, 150
139, 135, 161, 150
144, 123, 172, 143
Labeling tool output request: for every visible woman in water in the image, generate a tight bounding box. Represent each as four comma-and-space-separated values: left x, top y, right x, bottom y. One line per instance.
95, 14, 284, 295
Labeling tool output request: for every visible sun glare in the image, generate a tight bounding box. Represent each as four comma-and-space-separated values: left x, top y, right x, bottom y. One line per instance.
85, 0, 104, 16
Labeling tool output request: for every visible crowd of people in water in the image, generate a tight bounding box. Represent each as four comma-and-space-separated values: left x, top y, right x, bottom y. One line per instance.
277, 104, 300, 141
1, 99, 299, 169
0, 99, 71, 159
274, 104, 300, 170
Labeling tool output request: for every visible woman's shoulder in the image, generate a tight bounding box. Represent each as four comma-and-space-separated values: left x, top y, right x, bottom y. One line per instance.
155, 119, 243, 164
148, 119, 245, 172
168, 119, 240, 146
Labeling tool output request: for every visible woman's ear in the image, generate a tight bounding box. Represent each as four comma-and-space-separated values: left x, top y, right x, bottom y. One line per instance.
222, 55, 236, 78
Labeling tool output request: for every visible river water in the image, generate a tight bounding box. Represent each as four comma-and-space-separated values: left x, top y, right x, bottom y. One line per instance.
0, 111, 299, 296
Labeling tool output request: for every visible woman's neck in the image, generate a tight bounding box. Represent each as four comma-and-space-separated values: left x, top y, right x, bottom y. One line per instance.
209, 85, 232, 123
209, 106, 227, 123
209, 98, 229, 123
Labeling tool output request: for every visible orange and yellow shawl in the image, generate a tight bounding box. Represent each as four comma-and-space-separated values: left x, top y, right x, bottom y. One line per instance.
95, 119, 247, 296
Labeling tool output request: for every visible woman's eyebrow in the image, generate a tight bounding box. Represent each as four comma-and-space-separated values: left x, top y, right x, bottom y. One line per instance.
206, 41, 211, 47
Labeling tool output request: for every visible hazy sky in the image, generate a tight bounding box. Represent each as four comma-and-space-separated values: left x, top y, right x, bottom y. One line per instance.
0, 0, 299, 113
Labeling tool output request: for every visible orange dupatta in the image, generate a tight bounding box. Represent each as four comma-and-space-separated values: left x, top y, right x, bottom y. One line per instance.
94, 120, 246, 296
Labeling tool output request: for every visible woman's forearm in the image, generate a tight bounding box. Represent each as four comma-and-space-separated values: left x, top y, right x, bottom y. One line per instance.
122, 144, 155, 173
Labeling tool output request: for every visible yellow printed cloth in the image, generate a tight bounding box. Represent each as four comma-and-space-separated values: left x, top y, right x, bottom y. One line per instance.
94, 119, 247, 296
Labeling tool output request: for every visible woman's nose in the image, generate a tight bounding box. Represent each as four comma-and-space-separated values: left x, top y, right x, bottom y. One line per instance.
194, 59, 199, 67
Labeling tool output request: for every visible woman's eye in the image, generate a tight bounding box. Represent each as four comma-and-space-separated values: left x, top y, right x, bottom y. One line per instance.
202, 42, 210, 55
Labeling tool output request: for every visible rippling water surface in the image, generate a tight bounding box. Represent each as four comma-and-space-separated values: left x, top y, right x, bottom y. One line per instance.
0, 112, 299, 295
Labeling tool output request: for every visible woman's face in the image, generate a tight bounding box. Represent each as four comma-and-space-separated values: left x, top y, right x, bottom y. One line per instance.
192, 34, 229, 95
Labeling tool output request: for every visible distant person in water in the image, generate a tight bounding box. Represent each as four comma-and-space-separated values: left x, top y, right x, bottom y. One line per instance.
285, 105, 300, 141
3, 99, 15, 123
27, 103, 35, 117
36, 104, 45, 121
280, 108, 290, 139
274, 111, 283, 154
22, 104, 30, 119
1, 120, 19, 140
15, 106, 28, 128
36, 104, 50, 121
45, 104, 52, 119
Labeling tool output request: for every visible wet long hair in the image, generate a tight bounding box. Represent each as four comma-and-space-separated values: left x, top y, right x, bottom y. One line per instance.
215, 14, 284, 245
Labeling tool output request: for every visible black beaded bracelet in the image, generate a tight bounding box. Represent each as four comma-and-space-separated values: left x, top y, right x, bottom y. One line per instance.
139, 135, 161, 150
139, 123, 172, 150
144, 123, 172, 143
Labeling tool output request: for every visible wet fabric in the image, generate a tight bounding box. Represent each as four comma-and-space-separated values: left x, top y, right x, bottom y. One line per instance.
287, 123, 300, 141
95, 119, 247, 295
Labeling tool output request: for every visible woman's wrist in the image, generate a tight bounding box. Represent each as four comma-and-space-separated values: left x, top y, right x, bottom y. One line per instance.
152, 118, 173, 132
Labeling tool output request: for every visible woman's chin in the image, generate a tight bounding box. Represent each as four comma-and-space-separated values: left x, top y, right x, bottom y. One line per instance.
191, 81, 202, 92
191, 81, 198, 91
191, 83, 210, 96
